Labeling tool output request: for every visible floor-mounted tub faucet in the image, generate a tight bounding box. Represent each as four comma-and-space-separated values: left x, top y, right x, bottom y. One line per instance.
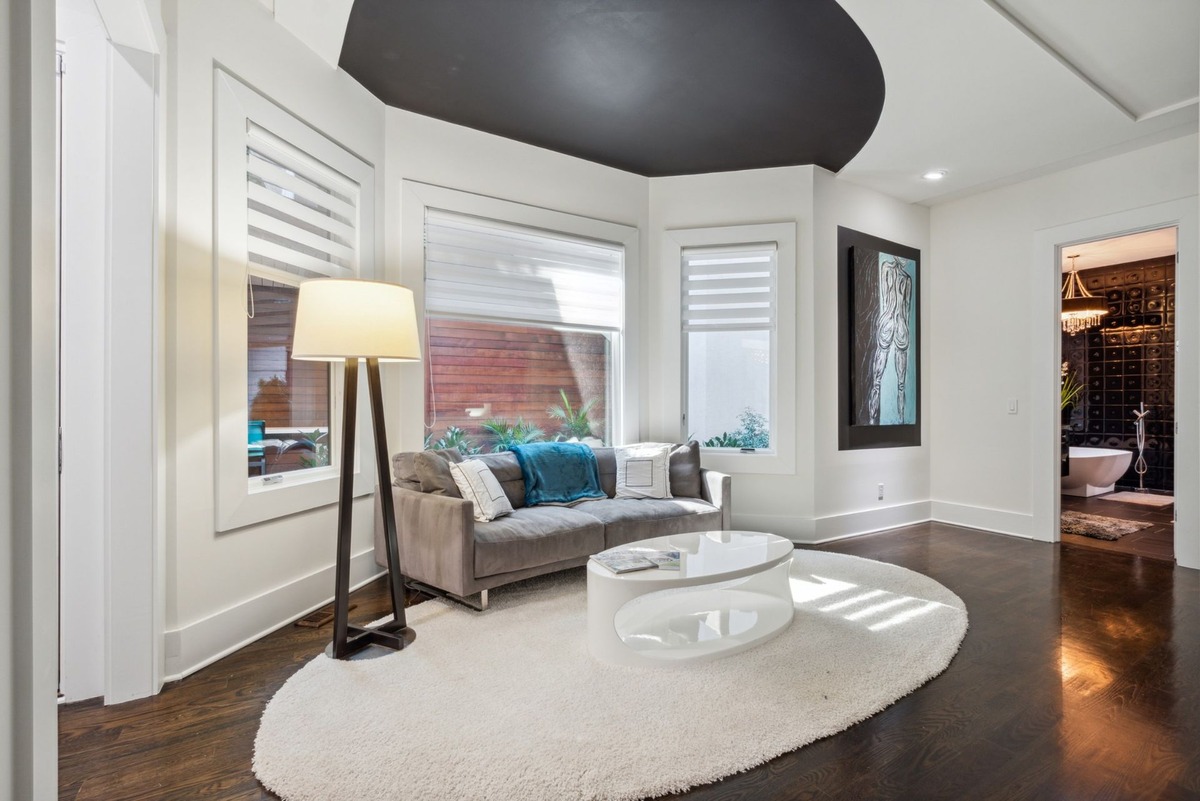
1133, 403, 1150, 492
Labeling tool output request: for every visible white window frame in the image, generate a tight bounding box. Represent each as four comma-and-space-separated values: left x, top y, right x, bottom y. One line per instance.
214, 70, 378, 531
401, 181, 640, 447
668, 222, 796, 475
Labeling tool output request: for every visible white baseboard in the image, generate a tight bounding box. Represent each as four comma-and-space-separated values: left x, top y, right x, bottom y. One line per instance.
930, 501, 1032, 539
810, 501, 932, 544
163, 549, 384, 681
734, 501, 932, 545
731, 511, 817, 541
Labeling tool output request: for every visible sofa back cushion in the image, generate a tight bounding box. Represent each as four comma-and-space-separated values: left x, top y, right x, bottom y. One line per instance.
587, 444, 704, 498
392, 451, 419, 486
470, 451, 527, 509
589, 447, 618, 497
414, 449, 463, 496
391, 440, 703, 501
668, 441, 703, 499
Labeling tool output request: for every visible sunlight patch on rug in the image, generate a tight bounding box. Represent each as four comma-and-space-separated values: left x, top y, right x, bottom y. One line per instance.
254, 551, 968, 801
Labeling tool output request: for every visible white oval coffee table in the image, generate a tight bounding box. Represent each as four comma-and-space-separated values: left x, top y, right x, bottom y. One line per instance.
586, 530, 795, 667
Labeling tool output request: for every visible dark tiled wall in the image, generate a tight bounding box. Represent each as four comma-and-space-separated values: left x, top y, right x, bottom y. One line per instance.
1062, 257, 1175, 492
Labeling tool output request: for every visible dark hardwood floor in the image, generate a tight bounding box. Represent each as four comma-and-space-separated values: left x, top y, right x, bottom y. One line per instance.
59, 523, 1200, 801
1061, 492, 1175, 562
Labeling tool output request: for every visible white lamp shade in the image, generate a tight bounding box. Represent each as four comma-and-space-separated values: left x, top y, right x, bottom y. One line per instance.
292, 279, 422, 362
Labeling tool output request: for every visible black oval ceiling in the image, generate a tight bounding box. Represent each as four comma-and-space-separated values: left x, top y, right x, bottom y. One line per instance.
340, 0, 884, 177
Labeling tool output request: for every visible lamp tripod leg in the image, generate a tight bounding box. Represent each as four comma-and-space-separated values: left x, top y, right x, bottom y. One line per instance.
327, 357, 415, 659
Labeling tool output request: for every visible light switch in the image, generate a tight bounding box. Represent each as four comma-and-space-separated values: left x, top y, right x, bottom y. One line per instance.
1007, 399, 1018, 415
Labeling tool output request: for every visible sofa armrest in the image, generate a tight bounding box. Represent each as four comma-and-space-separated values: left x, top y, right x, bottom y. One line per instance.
374, 485, 477, 598
699, 468, 732, 530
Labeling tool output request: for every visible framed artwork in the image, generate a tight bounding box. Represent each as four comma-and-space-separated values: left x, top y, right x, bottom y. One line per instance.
837, 226, 921, 450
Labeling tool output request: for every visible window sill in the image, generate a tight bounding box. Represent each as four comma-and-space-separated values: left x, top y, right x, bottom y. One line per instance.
700, 448, 794, 476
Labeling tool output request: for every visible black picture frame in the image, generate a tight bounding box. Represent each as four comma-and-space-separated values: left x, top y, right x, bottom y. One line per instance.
837, 226, 921, 450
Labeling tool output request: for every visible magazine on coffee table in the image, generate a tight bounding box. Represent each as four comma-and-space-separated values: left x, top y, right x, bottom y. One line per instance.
635, 549, 681, 570
592, 548, 682, 573
591, 551, 657, 574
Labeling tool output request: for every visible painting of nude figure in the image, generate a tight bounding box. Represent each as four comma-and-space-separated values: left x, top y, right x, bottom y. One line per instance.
838, 227, 921, 449
851, 246, 916, 425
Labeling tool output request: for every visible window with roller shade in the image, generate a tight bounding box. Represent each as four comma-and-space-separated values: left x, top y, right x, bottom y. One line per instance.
242, 123, 364, 478
422, 209, 624, 452
682, 243, 777, 451
214, 69, 378, 531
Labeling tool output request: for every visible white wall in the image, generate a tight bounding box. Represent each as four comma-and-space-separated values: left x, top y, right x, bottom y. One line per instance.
645, 167, 930, 542
162, 0, 389, 678
385, 108, 650, 452
648, 168, 816, 537
930, 135, 1200, 546
812, 169, 932, 538
4, 0, 60, 795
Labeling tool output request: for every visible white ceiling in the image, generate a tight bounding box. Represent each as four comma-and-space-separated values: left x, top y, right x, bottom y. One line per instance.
834, 0, 1198, 205
994, 0, 1197, 121
274, 0, 1199, 208
1061, 227, 1178, 272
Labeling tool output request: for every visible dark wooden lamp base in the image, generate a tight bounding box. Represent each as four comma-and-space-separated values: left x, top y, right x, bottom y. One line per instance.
327, 357, 414, 660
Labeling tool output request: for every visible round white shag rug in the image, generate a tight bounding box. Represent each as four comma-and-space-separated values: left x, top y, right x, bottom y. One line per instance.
254, 551, 968, 801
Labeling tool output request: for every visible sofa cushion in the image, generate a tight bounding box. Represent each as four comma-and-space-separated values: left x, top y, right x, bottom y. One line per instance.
573, 497, 724, 549
473, 506, 604, 578
414, 450, 463, 497
668, 441, 703, 499
614, 443, 672, 499
469, 451, 527, 509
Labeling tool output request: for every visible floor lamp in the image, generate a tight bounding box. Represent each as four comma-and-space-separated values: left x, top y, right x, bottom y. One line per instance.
292, 278, 421, 659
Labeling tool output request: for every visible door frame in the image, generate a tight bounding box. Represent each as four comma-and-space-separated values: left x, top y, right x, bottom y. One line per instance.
56, 0, 164, 705
1031, 197, 1199, 569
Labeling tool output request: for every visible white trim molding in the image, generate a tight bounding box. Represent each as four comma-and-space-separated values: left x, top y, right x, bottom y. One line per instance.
164, 548, 382, 680
930, 501, 1033, 540
734, 501, 932, 545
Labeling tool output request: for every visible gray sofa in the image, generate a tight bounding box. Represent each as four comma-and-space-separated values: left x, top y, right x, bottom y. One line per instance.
374, 443, 731, 609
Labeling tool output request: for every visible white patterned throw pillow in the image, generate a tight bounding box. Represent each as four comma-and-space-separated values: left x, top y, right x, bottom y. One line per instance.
449, 460, 514, 522
614, 443, 673, 499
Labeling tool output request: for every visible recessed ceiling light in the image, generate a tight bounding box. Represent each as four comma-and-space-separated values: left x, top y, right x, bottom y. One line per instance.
922, 169, 947, 181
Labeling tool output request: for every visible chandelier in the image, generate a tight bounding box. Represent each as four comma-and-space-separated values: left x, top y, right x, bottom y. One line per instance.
1060, 254, 1107, 335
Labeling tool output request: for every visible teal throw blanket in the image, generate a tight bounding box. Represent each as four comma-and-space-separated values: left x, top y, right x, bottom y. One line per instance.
511, 442, 607, 506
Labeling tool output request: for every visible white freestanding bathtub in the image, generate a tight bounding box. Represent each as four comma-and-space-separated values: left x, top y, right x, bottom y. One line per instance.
1061, 447, 1133, 497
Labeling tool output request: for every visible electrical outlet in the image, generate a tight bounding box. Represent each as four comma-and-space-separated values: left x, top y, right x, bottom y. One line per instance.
877, 483, 885, 501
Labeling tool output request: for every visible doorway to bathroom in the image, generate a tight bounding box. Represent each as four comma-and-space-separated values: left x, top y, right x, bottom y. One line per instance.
1059, 227, 1176, 562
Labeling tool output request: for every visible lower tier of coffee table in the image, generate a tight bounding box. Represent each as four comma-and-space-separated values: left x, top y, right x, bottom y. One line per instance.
587, 556, 794, 667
